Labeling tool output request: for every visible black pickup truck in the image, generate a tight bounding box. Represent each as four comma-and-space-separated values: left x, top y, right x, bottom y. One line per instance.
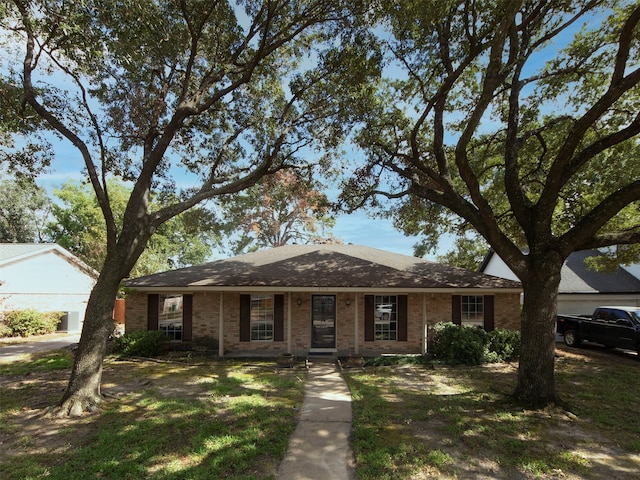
557, 306, 640, 354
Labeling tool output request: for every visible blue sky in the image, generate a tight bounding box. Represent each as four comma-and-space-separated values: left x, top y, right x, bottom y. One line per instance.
20, 129, 432, 258
31, 145, 435, 259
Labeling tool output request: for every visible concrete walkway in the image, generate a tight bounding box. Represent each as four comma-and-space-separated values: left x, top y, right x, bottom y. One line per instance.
278, 359, 355, 480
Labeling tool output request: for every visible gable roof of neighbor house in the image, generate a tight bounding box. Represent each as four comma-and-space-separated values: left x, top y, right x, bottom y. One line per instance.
0, 243, 99, 278
560, 249, 640, 294
480, 249, 640, 294
125, 244, 521, 292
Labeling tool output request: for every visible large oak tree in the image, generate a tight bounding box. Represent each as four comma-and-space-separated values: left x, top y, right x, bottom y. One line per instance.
342, 0, 640, 406
2, 0, 372, 415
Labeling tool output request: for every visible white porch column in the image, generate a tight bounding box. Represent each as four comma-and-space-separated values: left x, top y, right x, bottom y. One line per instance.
354, 294, 359, 354
287, 293, 292, 354
422, 293, 428, 354
218, 292, 224, 357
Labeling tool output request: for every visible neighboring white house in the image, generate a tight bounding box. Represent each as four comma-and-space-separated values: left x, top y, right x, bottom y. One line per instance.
480, 249, 640, 315
0, 244, 99, 332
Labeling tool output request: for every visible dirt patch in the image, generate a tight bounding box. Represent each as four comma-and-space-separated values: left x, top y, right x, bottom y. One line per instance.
2, 347, 639, 479
348, 348, 640, 479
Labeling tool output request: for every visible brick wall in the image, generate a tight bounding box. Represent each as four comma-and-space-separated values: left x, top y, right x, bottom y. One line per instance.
124, 290, 522, 356
493, 292, 522, 330
124, 291, 147, 331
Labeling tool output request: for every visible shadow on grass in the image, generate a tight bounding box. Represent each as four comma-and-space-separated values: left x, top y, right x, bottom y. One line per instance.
344, 355, 640, 480
0, 354, 305, 480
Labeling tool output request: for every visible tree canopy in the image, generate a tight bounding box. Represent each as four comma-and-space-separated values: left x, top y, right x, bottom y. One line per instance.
219, 169, 339, 254
0, 174, 50, 243
1, 0, 375, 415
341, 0, 640, 406
436, 235, 490, 271
47, 179, 218, 276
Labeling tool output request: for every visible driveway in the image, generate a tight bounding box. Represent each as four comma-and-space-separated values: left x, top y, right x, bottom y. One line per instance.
0, 333, 80, 362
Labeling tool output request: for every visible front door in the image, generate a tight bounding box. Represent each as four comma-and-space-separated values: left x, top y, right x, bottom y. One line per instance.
311, 295, 336, 349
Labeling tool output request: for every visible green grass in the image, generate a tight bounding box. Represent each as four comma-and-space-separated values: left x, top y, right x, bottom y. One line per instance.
344, 348, 640, 479
0, 352, 305, 480
3, 347, 639, 479
0, 350, 74, 375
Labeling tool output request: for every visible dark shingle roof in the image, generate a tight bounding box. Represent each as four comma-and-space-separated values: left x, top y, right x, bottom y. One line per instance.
125, 244, 521, 291
560, 249, 640, 294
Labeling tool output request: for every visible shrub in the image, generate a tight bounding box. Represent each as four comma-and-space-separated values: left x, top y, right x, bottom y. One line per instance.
0, 322, 12, 338
430, 322, 521, 365
113, 330, 169, 357
3, 310, 63, 337
487, 328, 521, 361
431, 322, 489, 365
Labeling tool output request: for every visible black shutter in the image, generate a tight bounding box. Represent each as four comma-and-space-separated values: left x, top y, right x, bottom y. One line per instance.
484, 295, 495, 331
364, 295, 374, 342
397, 295, 408, 341
182, 294, 193, 341
147, 294, 159, 330
451, 295, 462, 325
274, 295, 284, 341
240, 294, 251, 341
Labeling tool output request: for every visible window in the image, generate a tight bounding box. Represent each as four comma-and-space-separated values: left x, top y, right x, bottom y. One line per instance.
374, 295, 397, 341
250, 295, 274, 341
159, 294, 183, 340
461, 296, 484, 326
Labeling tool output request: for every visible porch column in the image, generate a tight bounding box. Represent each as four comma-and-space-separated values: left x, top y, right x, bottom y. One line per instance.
287, 293, 292, 354
218, 292, 224, 357
354, 294, 359, 354
422, 293, 428, 354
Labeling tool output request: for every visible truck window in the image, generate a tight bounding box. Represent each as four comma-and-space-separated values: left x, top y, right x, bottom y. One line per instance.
609, 310, 628, 323
595, 309, 608, 321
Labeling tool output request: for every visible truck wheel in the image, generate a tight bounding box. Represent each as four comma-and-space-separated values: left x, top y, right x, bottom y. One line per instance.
564, 330, 580, 347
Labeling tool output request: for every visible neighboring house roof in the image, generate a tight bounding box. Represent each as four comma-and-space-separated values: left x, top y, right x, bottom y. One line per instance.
125, 244, 521, 292
480, 249, 640, 294
0, 243, 99, 278
561, 250, 640, 294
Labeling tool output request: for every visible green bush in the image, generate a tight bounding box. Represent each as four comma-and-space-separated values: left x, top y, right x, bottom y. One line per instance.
0, 322, 13, 338
431, 322, 489, 365
487, 328, 521, 361
430, 322, 521, 365
3, 310, 63, 337
113, 330, 169, 357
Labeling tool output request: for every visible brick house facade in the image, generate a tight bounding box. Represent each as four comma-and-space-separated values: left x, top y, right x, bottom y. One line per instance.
124, 245, 522, 357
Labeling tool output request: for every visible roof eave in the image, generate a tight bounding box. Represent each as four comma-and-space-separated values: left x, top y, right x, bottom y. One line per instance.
125, 285, 522, 294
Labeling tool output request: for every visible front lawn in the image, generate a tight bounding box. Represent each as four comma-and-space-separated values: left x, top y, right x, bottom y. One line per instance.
2, 345, 639, 479
0, 352, 305, 480
343, 345, 640, 479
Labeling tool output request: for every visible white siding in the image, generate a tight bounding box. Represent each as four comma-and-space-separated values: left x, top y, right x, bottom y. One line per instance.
0, 249, 96, 331
481, 254, 521, 282
557, 295, 640, 315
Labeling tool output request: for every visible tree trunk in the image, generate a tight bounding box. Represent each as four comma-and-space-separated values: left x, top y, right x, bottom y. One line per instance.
55, 264, 122, 417
513, 256, 564, 407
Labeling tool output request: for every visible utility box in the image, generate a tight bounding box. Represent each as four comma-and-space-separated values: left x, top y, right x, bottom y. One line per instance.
57, 311, 81, 332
